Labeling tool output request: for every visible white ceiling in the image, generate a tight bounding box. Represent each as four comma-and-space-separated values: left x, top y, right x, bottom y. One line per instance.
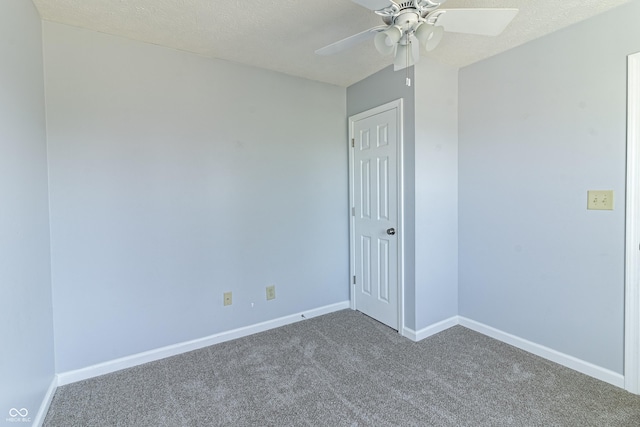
32, 0, 630, 87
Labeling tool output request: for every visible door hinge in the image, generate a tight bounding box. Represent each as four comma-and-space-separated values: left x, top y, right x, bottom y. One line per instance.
353, 275, 356, 285
351, 138, 355, 148
352, 207, 355, 216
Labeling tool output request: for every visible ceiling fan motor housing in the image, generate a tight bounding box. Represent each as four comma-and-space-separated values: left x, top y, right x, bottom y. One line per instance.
396, 1, 417, 9
381, 0, 440, 25
395, 11, 420, 33
393, 13, 422, 46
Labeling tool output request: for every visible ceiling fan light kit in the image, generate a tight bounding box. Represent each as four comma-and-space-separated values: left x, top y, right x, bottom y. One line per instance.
316, 0, 519, 72
394, 43, 415, 70
423, 25, 444, 52
415, 22, 434, 45
374, 26, 402, 55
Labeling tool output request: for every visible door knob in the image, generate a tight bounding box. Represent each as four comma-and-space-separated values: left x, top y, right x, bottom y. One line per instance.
386, 228, 396, 236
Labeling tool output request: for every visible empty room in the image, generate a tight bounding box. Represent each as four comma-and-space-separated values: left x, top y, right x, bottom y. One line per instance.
2, 0, 640, 425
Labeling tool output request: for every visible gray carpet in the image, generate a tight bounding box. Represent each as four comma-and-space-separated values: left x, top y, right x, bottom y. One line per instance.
44, 310, 640, 426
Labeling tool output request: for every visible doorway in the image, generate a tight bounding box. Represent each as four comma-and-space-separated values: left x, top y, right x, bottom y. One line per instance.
349, 99, 404, 331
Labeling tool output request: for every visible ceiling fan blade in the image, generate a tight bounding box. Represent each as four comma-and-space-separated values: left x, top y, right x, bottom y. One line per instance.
351, 0, 394, 11
434, 8, 518, 37
315, 25, 387, 55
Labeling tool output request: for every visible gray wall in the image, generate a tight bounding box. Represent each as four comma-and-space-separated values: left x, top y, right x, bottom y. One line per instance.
414, 59, 459, 330
347, 61, 458, 332
0, 0, 55, 419
347, 66, 417, 330
347, 59, 458, 330
43, 22, 348, 373
458, 0, 640, 373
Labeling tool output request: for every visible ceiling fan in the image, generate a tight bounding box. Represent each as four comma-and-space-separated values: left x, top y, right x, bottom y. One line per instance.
315, 0, 519, 71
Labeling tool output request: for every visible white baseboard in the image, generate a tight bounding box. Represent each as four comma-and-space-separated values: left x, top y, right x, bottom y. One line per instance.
57, 301, 350, 386
54, 304, 624, 392
458, 317, 625, 389
403, 316, 459, 342
402, 315, 624, 389
32, 375, 58, 427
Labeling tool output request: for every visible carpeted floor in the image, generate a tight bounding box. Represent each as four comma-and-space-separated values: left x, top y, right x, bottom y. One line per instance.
44, 310, 640, 426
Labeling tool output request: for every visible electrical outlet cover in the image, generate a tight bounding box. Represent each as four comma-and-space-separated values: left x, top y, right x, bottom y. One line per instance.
266, 285, 276, 301
223, 291, 232, 306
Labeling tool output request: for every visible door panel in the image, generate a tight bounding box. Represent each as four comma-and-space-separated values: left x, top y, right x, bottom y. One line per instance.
352, 107, 399, 329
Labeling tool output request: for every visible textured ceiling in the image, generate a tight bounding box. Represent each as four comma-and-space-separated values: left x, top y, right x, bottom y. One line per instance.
32, 0, 631, 87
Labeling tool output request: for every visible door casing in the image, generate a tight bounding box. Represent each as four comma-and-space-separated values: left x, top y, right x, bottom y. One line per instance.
625, 51, 640, 394
348, 99, 405, 335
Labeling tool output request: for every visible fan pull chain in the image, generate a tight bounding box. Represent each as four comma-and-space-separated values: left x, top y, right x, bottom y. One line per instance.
406, 36, 411, 87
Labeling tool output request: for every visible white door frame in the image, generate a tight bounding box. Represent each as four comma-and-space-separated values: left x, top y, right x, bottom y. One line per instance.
349, 99, 405, 334
626, 51, 640, 394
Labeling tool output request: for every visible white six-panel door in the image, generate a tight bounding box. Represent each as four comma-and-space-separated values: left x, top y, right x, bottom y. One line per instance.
349, 100, 403, 330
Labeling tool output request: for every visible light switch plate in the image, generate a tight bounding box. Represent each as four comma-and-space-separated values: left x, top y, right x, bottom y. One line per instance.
587, 190, 614, 210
